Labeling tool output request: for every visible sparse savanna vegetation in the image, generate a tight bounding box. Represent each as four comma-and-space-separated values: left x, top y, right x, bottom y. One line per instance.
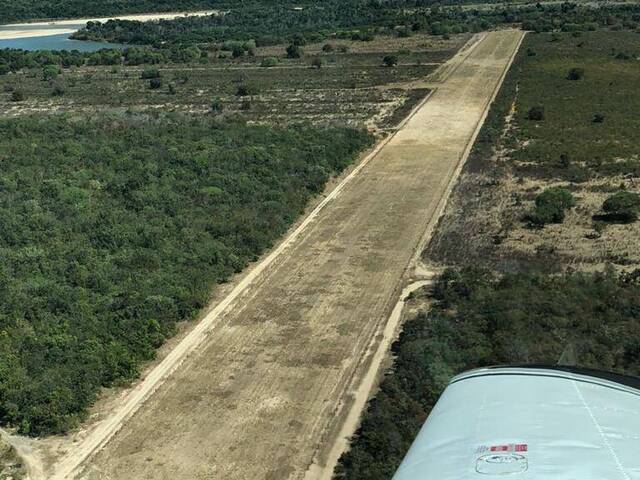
0, 114, 371, 436
338, 27, 640, 480
1, 33, 464, 128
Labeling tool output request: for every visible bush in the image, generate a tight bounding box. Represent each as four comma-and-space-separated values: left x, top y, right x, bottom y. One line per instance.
42, 64, 60, 81
210, 98, 223, 113
592, 113, 605, 123
311, 57, 324, 69
527, 105, 545, 121
286, 44, 302, 59
236, 83, 257, 96
322, 43, 334, 52
383, 54, 398, 67
567, 67, 584, 80
10, 90, 25, 102
52, 84, 65, 96
602, 191, 640, 223
528, 187, 576, 226
149, 78, 162, 89
260, 56, 278, 67
140, 68, 160, 79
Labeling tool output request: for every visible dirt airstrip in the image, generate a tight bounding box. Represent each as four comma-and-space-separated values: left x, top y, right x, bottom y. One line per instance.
19, 29, 524, 480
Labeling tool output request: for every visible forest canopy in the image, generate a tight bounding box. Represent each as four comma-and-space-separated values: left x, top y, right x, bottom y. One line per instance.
0, 114, 371, 436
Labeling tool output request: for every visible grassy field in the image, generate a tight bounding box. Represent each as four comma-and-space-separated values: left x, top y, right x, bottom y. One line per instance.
0, 34, 467, 129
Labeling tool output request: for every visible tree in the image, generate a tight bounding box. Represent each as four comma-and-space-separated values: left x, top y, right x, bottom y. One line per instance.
567, 67, 584, 80
602, 191, 640, 223
528, 187, 576, 226
286, 44, 302, 59
527, 105, 545, 121
149, 78, 162, 89
383, 55, 398, 67
592, 113, 605, 123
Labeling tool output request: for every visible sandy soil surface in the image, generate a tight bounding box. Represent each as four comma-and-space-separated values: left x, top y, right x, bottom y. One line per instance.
26, 29, 524, 480
0, 11, 215, 40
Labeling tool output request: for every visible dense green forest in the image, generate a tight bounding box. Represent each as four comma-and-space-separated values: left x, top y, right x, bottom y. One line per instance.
73, 3, 640, 47
335, 268, 640, 479
0, 114, 371, 436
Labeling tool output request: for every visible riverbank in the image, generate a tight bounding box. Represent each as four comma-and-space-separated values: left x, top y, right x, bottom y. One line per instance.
0, 10, 216, 41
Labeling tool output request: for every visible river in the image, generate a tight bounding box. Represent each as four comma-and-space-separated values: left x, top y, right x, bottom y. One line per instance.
0, 11, 215, 51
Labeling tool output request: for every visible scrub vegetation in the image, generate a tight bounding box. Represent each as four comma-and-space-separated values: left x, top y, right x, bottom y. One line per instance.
336, 268, 640, 479
337, 28, 640, 480
0, 33, 463, 128
0, 114, 371, 436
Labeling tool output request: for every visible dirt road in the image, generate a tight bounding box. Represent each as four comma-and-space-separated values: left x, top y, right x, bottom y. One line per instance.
47, 29, 524, 480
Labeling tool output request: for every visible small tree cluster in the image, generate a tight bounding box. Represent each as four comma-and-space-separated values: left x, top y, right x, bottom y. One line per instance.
602, 191, 640, 223
528, 187, 576, 226
527, 105, 545, 121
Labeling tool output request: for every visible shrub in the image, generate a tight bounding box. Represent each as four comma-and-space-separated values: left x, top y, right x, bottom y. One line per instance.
231, 45, 245, 58
236, 83, 257, 96
383, 54, 398, 67
149, 78, 162, 89
10, 90, 25, 102
286, 44, 302, 59
602, 191, 640, 223
210, 99, 223, 113
528, 187, 576, 226
291, 33, 307, 46
322, 43, 334, 52
311, 57, 324, 69
42, 64, 60, 81
338, 45, 349, 53
527, 105, 545, 121
260, 57, 278, 67
52, 84, 65, 96
0, 63, 9, 75
567, 67, 584, 80
140, 68, 160, 79
592, 113, 605, 123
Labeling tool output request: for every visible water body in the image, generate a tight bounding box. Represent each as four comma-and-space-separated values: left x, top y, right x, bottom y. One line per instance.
0, 32, 124, 51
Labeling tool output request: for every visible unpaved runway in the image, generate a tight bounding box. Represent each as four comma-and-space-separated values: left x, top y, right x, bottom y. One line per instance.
55, 29, 524, 480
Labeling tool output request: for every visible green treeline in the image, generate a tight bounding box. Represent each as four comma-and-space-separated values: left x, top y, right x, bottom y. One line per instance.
0, 45, 204, 76
335, 268, 640, 479
73, 3, 640, 47
0, 114, 371, 436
